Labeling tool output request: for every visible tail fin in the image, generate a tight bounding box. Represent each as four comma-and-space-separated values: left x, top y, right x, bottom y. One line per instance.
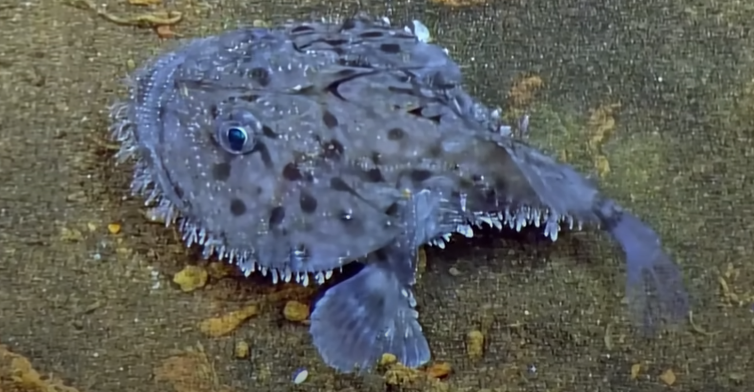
605, 210, 689, 333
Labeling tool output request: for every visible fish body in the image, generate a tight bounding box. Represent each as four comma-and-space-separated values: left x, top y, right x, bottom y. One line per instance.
110, 14, 689, 374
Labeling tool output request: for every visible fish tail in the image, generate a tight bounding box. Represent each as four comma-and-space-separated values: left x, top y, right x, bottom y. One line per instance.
599, 201, 690, 333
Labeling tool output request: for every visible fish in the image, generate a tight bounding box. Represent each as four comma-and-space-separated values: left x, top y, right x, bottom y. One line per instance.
109, 13, 689, 374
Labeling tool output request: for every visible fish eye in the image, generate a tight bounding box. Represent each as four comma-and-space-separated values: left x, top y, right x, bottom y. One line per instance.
216, 123, 256, 155
213, 109, 262, 155
226, 126, 248, 152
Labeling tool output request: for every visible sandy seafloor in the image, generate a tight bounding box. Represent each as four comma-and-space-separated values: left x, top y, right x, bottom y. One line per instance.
1, 0, 753, 391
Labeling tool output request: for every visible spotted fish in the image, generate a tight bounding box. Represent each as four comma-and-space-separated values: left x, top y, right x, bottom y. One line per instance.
109, 14, 689, 374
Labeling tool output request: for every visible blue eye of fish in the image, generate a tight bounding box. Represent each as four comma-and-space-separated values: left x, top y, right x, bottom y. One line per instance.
226, 127, 248, 152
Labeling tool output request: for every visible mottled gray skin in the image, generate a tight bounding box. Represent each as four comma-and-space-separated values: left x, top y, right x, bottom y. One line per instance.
110, 14, 689, 375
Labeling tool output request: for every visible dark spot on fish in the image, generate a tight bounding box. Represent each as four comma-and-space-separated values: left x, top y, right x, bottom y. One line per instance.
385, 202, 399, 216
483, 188, 497, 204
250, 68, 270, 87
322, 111, 339, 129
334, 68, 359, 79
364, 168, 384, 182
426, 72, 455, 89
323, 68, 368, 101
406, 107, 423, 116
269, 206, 286, 229
458, 177, 475, 189
299, 191, 318, 214
173, 184, 184, 199
395, 74, 411, 84
141, 153, 155, 167
157, 105, 167, 123
239, 94, 259, 102
387, 127, 405, 140
371, 151, 382, 165
230, 198, 247, 216
262, 125, 278, 139
212, 162, 232, 182
427, 114, 442, 123
359, 31, 384, 38
341, 19, 356, 30
291, 25, 314, 34
282, 162, 304, 181
379, 43, 401, 54
410, 169, 433, 182
322, 139, 345, 160
325, 38, 349, 46
426, 144, 443, 158
330, 177, 352, 192
407, 107, 441, 123
451, 190, 463, 203
493, 177, 510, 195
373, 248, 388, 261
388, 86, 414, 96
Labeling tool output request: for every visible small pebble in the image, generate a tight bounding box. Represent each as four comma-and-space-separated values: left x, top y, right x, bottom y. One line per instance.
173, 265, 208, 292
198, 305, 259, 337
630, 363, 641, 380
380, 353, 398, 366
283, 300, 310, 322
448, 267, 461, 276
426, 362, 451, 378
60, 227, 83, 242
234, 341, 250, 359
466, 330, 484, 359
292, 368, 308, 384
107, 223, 122, 234
659, 368, 676, 386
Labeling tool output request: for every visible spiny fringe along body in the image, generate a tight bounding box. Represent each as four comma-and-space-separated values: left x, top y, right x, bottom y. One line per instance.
108, 13, 690, 375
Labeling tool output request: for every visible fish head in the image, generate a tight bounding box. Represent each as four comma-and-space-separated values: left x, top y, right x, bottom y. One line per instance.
118, 29, 414, 282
